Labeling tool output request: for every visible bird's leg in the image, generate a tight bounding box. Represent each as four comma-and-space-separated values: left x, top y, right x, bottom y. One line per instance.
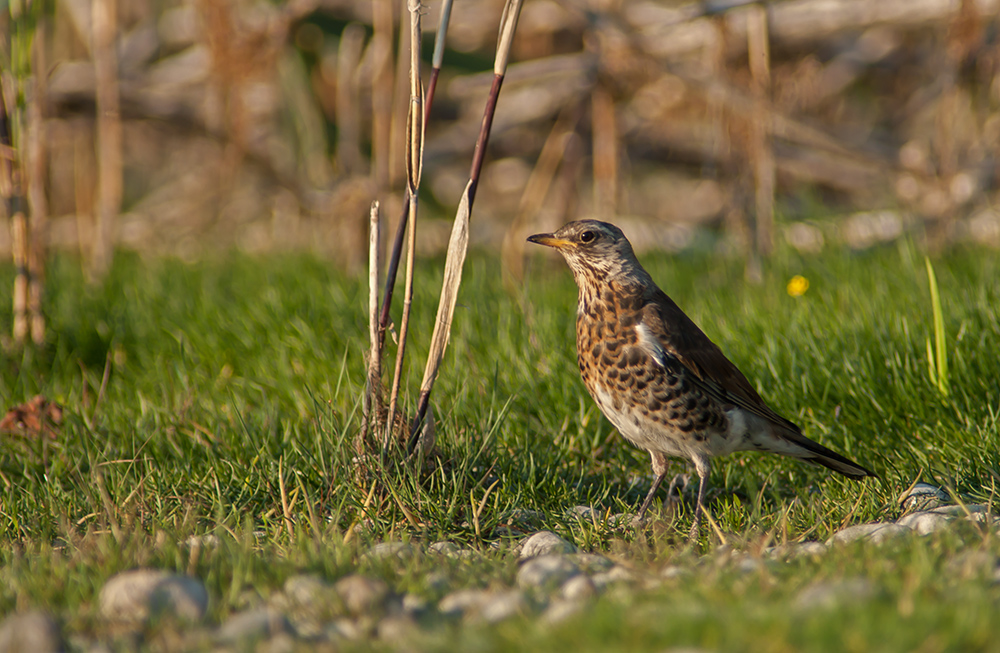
631, 451, 670, 527
632, 471, 668, 526
687, 455, 711, 541
665, 472, 690, 505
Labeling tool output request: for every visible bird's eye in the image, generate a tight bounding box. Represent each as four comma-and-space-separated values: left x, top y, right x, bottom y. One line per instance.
580, 231, 596, 243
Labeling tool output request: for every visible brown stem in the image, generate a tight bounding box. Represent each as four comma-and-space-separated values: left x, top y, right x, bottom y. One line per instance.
467, 74, 505, 205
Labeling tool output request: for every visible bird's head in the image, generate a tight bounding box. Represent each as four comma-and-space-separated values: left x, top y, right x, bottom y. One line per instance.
527, 220, 642, 284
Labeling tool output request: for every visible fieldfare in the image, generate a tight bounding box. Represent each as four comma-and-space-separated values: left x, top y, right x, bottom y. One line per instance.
528, 220, 876, 539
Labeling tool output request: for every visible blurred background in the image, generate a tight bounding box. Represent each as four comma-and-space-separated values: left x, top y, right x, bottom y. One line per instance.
3, 0, 1000, 281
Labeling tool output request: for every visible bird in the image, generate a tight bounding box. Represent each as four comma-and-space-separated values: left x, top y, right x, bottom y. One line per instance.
527, 220, 876, 539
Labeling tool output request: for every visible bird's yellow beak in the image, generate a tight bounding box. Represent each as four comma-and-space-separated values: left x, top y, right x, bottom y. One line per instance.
527, 233, 572, 249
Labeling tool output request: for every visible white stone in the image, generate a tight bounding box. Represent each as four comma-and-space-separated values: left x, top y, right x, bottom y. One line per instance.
517, 555, 581, 591
438, 589, 493, 619
364, 541, 417, 561
661, 565, 693, 581
519, 531, 577, 559
560, 575, 597, 601
897, 511, 953, 535
99, 569, 208, 624
827, 523, 909, 545
591, 565, 636, 590
541, 599, 585, 624
479, 590, 527, 623
216, 608, 294, 642
565, 505, 599, 521
567, 553, 615, 574
795, 579, 876, 611
376, 614, 419, 641
283, 574, 335, 606
0, 611, 63, 653
334, 575, 391, 617
428, 541, 460, 556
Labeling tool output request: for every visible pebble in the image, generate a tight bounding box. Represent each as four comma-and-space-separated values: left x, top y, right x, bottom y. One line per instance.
438, 589, 494, 619
334, 575, 392, 617
501, 508, 546, 529
519, 531, 578, 559
591, 565, 635, 590
375, 614, 420, 641
559, 575, 597, 601
567, 553, 615, 575
402, 593, 431, 619
661, 565, 693, 581
364, 541, 417, 562
517, 555, 581, 591
428, 541, 459, 556
98, 569, 208, 625
565, 505, 599, 521
896, 511, 953, 535
216, 608, 295, 643
732, 555, 765, 574
0, 611, 64, 653
765, 542, 828, 560
541, 599, 585, 624
795, 579, 877, 611
479, 590, 528, 623
945, 550, 998, 580
827, 522, 909, 545
899, 482, 950, 513
283, 574, 336, 607
326, 618, 364, 640
928, 504, 996, 524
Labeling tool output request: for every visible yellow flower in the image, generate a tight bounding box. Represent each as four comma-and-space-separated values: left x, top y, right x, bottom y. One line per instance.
787, 275, 809, 297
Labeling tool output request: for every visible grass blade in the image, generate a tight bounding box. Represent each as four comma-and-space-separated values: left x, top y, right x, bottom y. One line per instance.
925, 256, 949, 396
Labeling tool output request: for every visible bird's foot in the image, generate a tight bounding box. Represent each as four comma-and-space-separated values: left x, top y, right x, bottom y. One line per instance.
687, 515, 701, 542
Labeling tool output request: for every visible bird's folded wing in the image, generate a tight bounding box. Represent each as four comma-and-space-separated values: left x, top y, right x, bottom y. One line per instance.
639, 294, 801, 434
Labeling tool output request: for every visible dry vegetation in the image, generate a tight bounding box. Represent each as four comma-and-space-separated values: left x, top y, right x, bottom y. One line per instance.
4, 0, 1000, 277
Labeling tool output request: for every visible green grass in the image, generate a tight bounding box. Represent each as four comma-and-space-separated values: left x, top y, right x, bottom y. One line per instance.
1, 241, 999, 650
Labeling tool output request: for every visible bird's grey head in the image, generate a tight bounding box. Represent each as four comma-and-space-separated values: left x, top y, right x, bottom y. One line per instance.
527, 220, 643, 286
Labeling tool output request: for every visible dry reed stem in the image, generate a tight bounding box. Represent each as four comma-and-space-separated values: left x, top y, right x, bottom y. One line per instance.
91, 0, 122, 280
747, 3, 774, 263
385, 0, 425, 450
279, 457, 294, 538
27, 23, 48, 344
409, 0, 525, 446
73, 123, 95, 264
377, 0, 453, 355
591, 83, 618, 218
371, 0, 394, 192
390, 2, 413, 189
1, 80, 29, 344
365, 201, 383, 428
335, 24, 366, 175
425, 0, 455, 120
12, 210, 28, 343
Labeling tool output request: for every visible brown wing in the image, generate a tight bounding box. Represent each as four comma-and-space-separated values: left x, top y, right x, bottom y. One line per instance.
639, 289, 800, 433
639, 289, 877, 479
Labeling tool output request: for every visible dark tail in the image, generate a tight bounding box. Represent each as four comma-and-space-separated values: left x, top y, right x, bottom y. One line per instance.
781, 430, 878, 479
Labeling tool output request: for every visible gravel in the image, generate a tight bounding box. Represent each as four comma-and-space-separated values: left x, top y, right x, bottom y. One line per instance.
19, 514, 998, 649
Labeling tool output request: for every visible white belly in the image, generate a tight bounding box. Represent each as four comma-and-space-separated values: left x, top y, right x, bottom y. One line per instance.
591, 384, 747, 462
